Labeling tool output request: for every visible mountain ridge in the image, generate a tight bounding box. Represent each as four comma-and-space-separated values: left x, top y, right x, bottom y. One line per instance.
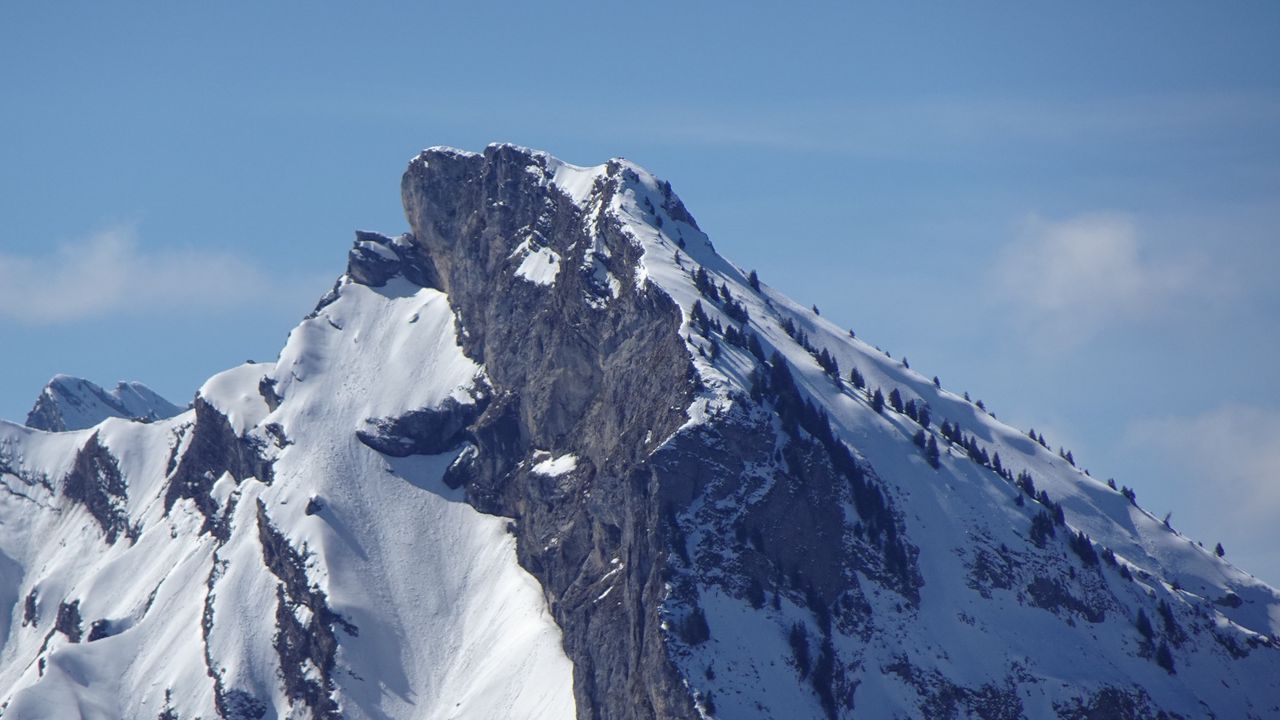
0, 143, 1275, 719
25, 375, 182, 432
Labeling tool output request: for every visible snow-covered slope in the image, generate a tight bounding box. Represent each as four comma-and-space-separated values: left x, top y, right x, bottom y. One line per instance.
0, 144, 1276, 719
0, 277, 574, 718
598, 158, 1280, 719
25, 375, 182, 432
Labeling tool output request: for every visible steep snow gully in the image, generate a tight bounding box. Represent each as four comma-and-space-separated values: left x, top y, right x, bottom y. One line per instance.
0, 144, 1276, 719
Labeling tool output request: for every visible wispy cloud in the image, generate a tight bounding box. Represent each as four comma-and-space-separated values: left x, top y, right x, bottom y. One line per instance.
614, 91, 1280, 157
0, 227, 312, 325
1126, 405, 1280, 527
988, 213, 1229, 345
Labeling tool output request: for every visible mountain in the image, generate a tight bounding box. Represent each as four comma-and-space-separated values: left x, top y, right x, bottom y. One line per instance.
0, 144, 1277, 719
25, 375, 183, 432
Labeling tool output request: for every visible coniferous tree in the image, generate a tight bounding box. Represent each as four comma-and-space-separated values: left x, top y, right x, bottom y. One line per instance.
745, 578, 766, 609
693, 267, 715, 297
748, 269, 761, 292
849, 366, 865, 390
812, 304, 820, 316
1215, 542, 1225, 558
690, 300, 710, 334
1158, 600, 1181, 638
747, 333, 767, 362
812, 637, 837, 718
816, 348, 839, 378
1136, 609, 1154, 640
1071, 530, 1099, 566
918, 405, 931, 429
871, 388, 885, 414
1029, 511, 1054, 547
789, 623, 811, 679
682, 607, 711, 645
926, 435, 941, 469
902, 356, 910, 369
933, 376, 941, 388
724, 325, 742, 347
913, 429, 927, 448
1156, 642, 1176, 674
889, 388, 904, 413
724, 298, 750, 324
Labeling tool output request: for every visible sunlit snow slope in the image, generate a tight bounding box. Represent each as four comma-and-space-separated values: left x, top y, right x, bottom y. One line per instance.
0, 276, 574, 718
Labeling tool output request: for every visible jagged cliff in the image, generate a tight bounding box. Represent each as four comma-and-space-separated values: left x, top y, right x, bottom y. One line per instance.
0, 144, 1277, 719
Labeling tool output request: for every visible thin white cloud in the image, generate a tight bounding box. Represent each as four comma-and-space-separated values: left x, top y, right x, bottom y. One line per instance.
0, 227, 300, 325
586, 90, 1280, 157
1127, 406, 1280, 527
989, 213, 1223, 343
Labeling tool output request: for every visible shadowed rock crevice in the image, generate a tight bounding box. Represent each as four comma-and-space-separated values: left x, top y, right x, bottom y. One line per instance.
357, 396, 484, 457
164, 397, 274, 539
346, 229, 441, 289
63, 432, 134, 543
256, 500, 355, 720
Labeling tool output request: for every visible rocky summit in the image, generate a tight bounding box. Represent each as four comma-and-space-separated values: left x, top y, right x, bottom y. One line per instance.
0, 144, 1277, 719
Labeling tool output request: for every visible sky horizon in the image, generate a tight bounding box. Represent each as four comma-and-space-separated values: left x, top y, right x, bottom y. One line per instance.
2, 3, 1277, 584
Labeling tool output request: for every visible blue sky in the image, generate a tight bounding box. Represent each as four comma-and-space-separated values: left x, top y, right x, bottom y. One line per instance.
2, 3, 1278, 582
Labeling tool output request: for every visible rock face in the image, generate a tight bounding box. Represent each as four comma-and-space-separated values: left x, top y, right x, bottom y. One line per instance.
0, 144, 1278, 719
402, 147, 701, 718
25, 375, 182, 432
62, 433, 133, 544
391, 147, 927, 718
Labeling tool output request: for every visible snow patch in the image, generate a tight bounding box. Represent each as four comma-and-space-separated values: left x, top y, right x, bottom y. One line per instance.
531, 453, 578, 477
513, 242, 562, 287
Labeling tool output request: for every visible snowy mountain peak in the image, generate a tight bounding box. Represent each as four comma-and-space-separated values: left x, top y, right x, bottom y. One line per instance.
404, 145, 1280, 718
0, 145, 1277, 719
24, 374, 183, 432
